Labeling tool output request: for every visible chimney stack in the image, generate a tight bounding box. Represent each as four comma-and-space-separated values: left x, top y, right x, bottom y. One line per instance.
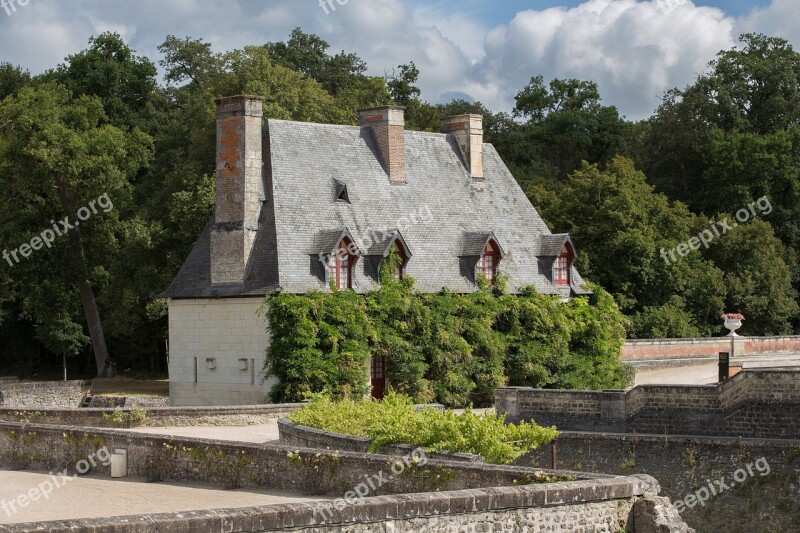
359, 106, 406, 184
441, 114, 484, 179
211, 95, 264, 285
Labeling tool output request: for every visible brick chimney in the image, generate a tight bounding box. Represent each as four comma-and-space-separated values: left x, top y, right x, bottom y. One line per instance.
211, 95, 264, 285
441, 114, 484, 179
359, 106, 406, 183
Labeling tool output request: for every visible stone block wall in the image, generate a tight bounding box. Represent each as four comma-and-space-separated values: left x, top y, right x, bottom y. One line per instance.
497, 369, 800, 438
168, 297, 276, 406
0, 380, 87, 408
278, 418, 484, 462
0, 420, 688, 532
0, 403, 302, 428
524, 432, 800, 533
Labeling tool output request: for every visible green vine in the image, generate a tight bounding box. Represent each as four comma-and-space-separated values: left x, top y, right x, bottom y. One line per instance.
262, 274, 630, 406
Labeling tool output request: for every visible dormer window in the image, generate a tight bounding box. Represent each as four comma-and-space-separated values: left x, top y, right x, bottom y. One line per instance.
554, 244, 574, 287
391, 241, 409, 280
477, 240, 501, 284
328, 237, 355, 289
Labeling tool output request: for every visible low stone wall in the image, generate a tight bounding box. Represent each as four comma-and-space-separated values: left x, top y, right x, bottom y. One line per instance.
524, 432, 800, 533
0, 403, 303, 428
497, 369, 800, 438
0, 380, 88, 408
278, 418, 484, 462
0, 421, 688, 532
622, 335, 800, 363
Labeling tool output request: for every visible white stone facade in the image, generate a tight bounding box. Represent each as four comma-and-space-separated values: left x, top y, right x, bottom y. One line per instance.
168, 298, 275, 406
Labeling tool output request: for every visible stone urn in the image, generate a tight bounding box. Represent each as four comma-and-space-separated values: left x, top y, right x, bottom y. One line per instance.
722, 313, 744, 337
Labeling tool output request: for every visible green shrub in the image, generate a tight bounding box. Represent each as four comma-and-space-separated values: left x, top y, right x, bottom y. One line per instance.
289, 392, 558, 464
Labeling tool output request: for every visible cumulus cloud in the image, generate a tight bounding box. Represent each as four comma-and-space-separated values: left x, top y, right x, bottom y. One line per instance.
475, 0, 737, 118
0, 0, 797, 120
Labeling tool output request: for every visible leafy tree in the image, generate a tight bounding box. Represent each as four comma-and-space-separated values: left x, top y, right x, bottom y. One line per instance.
0, 83, 152, 375
0, 63, 31, 101
541, 157, 726, 337
703, 219, 798, 335
50, 33, 158, 128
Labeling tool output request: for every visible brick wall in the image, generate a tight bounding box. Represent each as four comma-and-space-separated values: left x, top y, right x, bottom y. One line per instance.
497, 369, 800, 438
622, 335, 800, 362
0, 380, 87, 408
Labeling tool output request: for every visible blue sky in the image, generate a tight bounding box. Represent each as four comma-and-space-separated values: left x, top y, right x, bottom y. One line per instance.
0, 0, 797, 119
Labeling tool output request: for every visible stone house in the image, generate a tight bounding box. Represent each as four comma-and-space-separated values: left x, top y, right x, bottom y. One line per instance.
161, 95, 588, 406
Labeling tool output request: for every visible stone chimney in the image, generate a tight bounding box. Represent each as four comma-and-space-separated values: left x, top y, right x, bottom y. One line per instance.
359, 106, 406, 183
211, 95, 264, 285
441, 114, 484, 179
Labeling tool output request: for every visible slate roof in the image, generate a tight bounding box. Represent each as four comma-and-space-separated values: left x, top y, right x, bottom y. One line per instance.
162, 119, 590, 299
538, 234, 577, 257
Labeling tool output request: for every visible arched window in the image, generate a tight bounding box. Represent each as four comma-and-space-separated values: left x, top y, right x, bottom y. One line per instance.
554, 244, 574, 286
328, 237, 355, 289
390, 240, 409, 280
477, 240, 501, 284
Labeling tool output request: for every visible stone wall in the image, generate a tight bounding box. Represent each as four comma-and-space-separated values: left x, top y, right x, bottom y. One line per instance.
0, 403, 302, 428
168, 297, 277, 406
524, 432, 800, 533
497, 369, 800, 438
278, 418, 484, 462
0, 380, 88, 408
0, 421, 688, 532
622, 335, 800, 363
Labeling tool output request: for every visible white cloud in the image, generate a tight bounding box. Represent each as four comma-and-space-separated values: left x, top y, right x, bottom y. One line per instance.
0, 0, 797, 120
737, 0, 800, 47
475, 0, 736, 118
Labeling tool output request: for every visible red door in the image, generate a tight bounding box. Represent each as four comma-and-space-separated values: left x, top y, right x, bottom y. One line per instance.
371, 356, 386, 400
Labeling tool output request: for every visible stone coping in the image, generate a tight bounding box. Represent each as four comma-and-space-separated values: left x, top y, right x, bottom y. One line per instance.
278, 418, 485, 462
0, 403, 304, 416
0, 474, 654, 532
552, 430, 800, 448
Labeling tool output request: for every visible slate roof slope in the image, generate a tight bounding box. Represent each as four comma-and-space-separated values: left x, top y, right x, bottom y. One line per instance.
162, 119, 589, 298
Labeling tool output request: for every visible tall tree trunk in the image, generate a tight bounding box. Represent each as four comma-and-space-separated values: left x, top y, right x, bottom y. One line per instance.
55, 175, 110, 377
77, 276, 109, 375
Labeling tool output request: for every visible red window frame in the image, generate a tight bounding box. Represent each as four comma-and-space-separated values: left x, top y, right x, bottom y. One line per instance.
477, 240, 500, 284
554, 245, 573, 287
328, 237, 355, 289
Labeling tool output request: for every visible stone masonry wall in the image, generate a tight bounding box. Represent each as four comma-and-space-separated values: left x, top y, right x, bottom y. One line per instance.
278, 418, 484, 462
0, 421, 688, 532
524, 432, 800, 533
0, 403, 302, 428
497, 369, 800, 438
168, 297, 276, 406
0, 380, 87, 408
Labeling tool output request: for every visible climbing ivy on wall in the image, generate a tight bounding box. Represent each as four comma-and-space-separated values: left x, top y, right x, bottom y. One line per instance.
262, 265, 632, 405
